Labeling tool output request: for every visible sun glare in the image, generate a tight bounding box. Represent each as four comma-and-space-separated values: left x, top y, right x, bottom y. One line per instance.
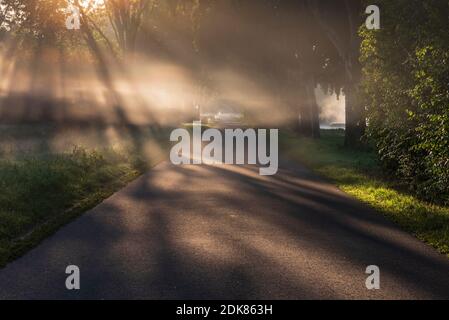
70, 0, 105, 13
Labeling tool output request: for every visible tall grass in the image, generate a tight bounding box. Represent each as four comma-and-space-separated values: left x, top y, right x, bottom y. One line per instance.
0, 147, 149, 266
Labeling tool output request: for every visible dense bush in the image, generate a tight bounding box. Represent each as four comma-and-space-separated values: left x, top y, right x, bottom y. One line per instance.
361, 0, 449, 204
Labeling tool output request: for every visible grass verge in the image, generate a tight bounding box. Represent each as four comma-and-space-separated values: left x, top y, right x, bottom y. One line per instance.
280, 130, 449, 256
0, 145, 166, 268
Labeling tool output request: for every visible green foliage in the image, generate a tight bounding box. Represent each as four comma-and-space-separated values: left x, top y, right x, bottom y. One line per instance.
360, 0, 449, 204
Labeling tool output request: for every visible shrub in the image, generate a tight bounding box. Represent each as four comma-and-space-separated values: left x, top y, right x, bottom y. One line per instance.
361, 0, 449, 204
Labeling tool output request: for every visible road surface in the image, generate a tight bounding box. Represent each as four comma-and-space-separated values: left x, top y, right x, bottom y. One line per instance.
0, 160, 448, 299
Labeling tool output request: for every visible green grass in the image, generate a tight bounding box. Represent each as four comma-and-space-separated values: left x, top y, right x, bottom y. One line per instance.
0, 123, 173, 268
0, 147, 146, 267
280, 130, 449, 256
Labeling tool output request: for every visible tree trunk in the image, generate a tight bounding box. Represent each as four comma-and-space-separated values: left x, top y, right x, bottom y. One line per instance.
298, 86, 313, 137
297, 83, 321, 138
344, 83, 365, 147
307, 84, 321, 139
284, 100, 301, 133
307, 0, 365, 147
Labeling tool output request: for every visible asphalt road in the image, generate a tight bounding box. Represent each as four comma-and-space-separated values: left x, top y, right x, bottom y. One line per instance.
0, 160, 449, 299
